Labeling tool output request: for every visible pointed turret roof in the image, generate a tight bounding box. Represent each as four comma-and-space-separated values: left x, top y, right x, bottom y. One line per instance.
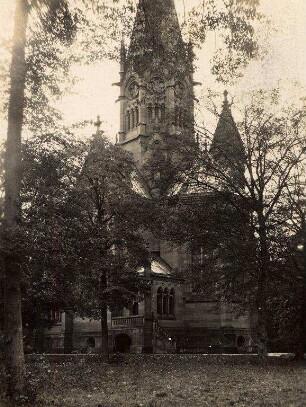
127, 0, 187, 77
210, 91, 244, 163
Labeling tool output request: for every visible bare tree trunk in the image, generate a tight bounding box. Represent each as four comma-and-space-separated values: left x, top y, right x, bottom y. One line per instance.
64, 312, 74, 354
3, 0, 29, 400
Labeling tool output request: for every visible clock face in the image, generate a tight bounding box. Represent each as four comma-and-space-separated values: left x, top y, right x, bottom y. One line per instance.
148, 77, 165, 95
175, 81, 186, 98
127, 81, 139, 99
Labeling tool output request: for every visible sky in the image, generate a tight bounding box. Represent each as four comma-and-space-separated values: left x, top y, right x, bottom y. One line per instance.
0, 0, 306, 142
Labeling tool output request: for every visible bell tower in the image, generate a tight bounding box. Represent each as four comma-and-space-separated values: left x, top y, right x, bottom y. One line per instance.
116, 0, 195, 168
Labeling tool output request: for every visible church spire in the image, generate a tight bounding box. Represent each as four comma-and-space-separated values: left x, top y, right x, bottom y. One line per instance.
210, 91, 245, 182
127, 0, 186, 76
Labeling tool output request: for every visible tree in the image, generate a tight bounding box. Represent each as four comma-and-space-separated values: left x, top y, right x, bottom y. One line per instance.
188, 0, 266, 84
70, 133, 150, 359
19, 132, 85, 353
187, 90, 306, 357
2, 0, 78, 399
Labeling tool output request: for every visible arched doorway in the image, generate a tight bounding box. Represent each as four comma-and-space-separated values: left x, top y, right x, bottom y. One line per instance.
87, 337, 96, 348
114, 334, 132, 353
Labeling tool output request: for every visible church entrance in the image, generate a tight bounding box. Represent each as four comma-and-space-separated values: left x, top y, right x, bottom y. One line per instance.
114, 334, 132, 353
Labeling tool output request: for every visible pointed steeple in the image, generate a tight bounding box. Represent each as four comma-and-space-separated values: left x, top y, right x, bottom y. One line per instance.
210, 91, 245, 180
127, 0, 187, 77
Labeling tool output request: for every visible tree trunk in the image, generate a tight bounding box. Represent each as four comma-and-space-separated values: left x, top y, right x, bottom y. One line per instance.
64, 312, 74, 354
257, 307, 268, 359
34, 316, 45, 354
256, 211, 270, 359
100, 270, 109, 360
3, 0, 29, 400
100, 303, 109, 360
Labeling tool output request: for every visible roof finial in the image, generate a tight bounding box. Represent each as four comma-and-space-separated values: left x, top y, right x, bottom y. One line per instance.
223, 90, 230, 109
94, 115, 102, 134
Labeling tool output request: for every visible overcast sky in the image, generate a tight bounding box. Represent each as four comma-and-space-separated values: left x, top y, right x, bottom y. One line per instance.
0, 0, 305, 142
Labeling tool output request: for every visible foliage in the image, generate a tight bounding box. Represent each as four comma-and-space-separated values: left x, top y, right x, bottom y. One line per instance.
188, 0, 266, 83
73, 134, 150, 319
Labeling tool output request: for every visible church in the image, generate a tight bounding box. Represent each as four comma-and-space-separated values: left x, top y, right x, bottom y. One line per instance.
46, 0, 256, 354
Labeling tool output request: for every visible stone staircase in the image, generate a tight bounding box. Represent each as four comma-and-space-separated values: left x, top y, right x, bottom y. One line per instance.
152, 316, 176, 353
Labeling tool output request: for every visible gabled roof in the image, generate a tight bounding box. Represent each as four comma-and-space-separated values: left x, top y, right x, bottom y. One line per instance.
138, 256, 173, 277
131, 166, 152, 198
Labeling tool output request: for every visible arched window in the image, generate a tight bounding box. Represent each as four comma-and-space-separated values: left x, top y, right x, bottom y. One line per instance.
125, 112, 128, 131
127, 110, 131, 130
131, 108, 135, 129
157, 287, 162, 315
155, 105, 160, 123
169, 288, 175, 315
135, 106, 139, 126
163, 288, 169, 315
147, 105, 153, 123
161, 104, 166, 124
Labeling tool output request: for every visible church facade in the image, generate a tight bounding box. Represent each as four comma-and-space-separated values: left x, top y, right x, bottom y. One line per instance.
45, 0, 256, 354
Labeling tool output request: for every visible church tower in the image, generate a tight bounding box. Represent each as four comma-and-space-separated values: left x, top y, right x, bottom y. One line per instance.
117, 0, 195, 168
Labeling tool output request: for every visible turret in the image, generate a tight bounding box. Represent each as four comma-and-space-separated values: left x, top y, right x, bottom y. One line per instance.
210, 91, 245, 185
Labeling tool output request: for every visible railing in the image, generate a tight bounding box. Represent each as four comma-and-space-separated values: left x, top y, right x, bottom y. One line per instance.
111, 315, 144, 327
152, 316, 176, 352
153, 319, 172, 341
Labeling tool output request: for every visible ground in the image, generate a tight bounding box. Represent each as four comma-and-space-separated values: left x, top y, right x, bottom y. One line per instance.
0, 355, 305, 406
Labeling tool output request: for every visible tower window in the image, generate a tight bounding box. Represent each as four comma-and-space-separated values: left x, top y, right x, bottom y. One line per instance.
135, 106, 139, 126
131, 108, 135, 129
147, 105, 153, 123
161, 104, 166, 124
127, 110, 131, 131
154, 105, 160, 123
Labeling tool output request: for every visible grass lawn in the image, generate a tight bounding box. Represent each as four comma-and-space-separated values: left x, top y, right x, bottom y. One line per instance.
0, 355, 305, 406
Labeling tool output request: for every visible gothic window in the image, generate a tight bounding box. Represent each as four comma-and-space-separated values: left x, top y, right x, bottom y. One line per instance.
147, 104, 153, 123
157, 287, 175, 317
161, 104, 166, 124
157, 287, 163, 315
131, 108, 135, 128
127, 110, 131, 131
135, 106, 139, 126
154, 105, 160, 123
163, 288, 169, 315
169, 288, 175, 315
